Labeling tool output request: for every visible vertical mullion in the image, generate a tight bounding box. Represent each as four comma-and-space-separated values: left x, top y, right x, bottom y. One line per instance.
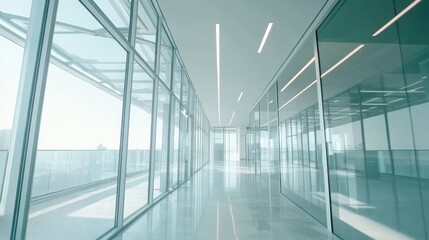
148, 14, 162, 204
115, 0, 139, 228
313, 33, 333, 232
10, 0, 59, 239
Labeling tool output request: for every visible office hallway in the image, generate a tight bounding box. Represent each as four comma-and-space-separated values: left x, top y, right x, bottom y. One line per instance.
113, 161, 337, 240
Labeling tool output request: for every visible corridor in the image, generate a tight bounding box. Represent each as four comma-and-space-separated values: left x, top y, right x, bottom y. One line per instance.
113, 162, 337, 240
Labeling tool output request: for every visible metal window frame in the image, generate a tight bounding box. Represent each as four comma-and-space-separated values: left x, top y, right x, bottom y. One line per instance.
9, 1, 59, 239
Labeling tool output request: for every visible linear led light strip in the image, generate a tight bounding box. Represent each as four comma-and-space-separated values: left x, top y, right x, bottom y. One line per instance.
278, 44, 364, 111
258, 22, 273, 53
237, 92, 243, 102
321, 44, 365, 78
278, 80, 317, 111
228, 111, 236, 126
280, 44, 363, 93
281, 57, 315, 92
261, 117, 278, 127
216, 24, 221, 125
372, 0, 421, 37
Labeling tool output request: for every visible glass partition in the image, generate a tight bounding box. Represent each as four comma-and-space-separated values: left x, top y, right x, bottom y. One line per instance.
268, 83, 279, 178
277, 38, 326, 224
259, 94, 269, 181
317, 0, 428, 238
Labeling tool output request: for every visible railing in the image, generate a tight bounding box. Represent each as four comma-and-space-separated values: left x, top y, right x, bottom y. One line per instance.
0, 149, 182, 201
31, 149, 150, 198
0, 149, 149, 200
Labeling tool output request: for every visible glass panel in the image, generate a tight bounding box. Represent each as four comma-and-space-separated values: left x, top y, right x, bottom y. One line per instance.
153, 82, 170, 199
254, 104, 261, 175
93, 0, 131, 38
268, 83, 279, 178
259, 94, 269, 181
27, 1, 127, 238
124, 61, 153, 219
187, 116, 194, 177
317, 0, 427, 238
277, 38, 326, 224
135, 0, 157, 70
0, 0, 32, 236
181, 75, 189, 110
397, 0, 429, 233
213, 128, 224, 162
172, 53, 182, 99
169, 97, 180, 188
159, 27, 173, 87
179, 106, 188, 183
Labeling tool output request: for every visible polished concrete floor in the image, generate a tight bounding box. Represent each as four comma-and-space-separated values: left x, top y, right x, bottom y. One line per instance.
113, 161, 338, 240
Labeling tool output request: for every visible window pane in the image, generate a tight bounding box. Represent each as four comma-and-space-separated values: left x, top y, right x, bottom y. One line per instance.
172, 53, 182, 99
317, 0, 427, 238
27, 1, 127, 238
169, 98, 180, 188
135, 0, 157, 70
93, 0, 131, 38
124, 62, 153, 219
181, 75, 189, 108
159, 28, 173, 87
179, 106, 188, 182
153, 82, 170, 199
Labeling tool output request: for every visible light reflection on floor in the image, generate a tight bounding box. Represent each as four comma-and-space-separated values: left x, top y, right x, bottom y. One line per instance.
114, 161, 337, 240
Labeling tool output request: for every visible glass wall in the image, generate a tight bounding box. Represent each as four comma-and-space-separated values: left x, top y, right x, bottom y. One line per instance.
248, 0, 429, 239
268, 84, 279, 178
317, 0, 429, 238
0, 0, 211, 239
28, 0, 126, 238
277, 38, 326, 224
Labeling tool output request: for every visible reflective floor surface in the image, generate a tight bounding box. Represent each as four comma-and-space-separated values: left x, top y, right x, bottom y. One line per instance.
113, 161, 338, 240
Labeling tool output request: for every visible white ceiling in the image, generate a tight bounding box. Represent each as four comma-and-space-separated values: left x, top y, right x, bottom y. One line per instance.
157, 0, 330, 128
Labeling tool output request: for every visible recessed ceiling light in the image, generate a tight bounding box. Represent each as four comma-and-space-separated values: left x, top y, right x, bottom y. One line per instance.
228, 111, 236, 126
281, 57, 315, 92
321, 44, 364, 78
373, 0, 421, 37
269, 100, 273, 104
216, 24, 221, 125
237, 92, 243, 102
257, 22, 273, 53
